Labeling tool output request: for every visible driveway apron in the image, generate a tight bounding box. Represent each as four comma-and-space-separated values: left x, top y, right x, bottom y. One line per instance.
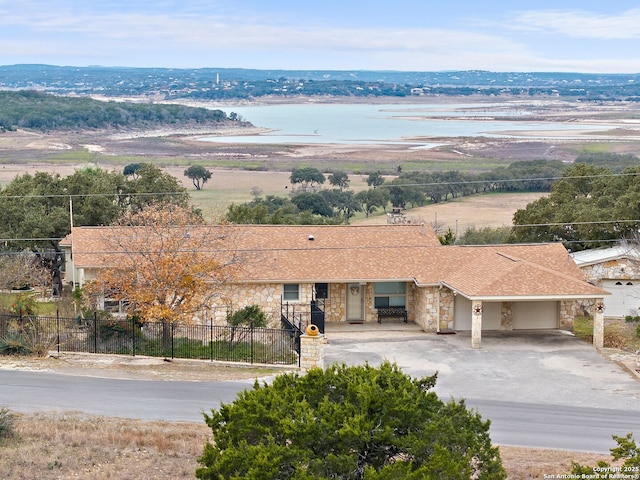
323, 324, 640, 412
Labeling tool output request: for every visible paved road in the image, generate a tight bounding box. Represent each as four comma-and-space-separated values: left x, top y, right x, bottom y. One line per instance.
1, 326, 639, 453
323, 325, 640, 453
1, 367, 638, 453
0, 370, 254, 422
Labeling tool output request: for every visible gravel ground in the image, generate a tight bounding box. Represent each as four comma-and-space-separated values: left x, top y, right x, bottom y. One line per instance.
0, 352, 291, 382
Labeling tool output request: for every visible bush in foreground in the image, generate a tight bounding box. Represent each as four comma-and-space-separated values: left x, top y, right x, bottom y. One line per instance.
0, 407, 16, 440
572, 433, 639, 474
196, 361, 506, 479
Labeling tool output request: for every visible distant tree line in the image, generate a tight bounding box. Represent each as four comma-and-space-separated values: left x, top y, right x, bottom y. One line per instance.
385, 159, 566, 209
227, 153, 640, 253
225, 160, 567, 226
178, 80, 640, 102
4, 65, 640, 101
0, 90, 233, 132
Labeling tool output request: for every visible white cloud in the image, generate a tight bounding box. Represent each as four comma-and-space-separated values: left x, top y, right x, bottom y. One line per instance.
508, 8, 640, 39
2, 2, 640, 72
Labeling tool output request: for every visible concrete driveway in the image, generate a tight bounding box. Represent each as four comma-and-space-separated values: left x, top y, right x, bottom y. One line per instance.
323, 323, 640, 412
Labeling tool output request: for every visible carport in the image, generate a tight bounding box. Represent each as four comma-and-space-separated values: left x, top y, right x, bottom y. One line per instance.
448, 290, 608, 349
406, 243, 611, 349
454, 297, 560, 331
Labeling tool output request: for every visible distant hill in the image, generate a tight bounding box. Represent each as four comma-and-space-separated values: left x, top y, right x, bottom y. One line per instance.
0, 90, 234, 132
1, 64, 640, 101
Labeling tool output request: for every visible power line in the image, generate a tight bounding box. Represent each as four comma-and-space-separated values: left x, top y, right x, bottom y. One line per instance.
511, 219, 640, 228
375, 171, 640, 189
0, 191, 186, 200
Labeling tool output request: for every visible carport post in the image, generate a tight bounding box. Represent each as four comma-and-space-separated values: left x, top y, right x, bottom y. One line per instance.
471, 301, 483, 349
593, 298, 605, 349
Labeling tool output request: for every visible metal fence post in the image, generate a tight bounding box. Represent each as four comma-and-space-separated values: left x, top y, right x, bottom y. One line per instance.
93, 311, 98, 354
250, 320, 254, 364
56, 309, 60, 356
131, 316, 136, 357
19, 312, 300, 367
171, 322, 174, 359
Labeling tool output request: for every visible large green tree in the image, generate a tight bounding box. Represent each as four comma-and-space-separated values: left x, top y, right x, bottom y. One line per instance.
290, 167, 326, 192
355, 188, 390, 218
291, 192, 334, 217
196, 362, 506, 480
328, 170, 350, 191
510, 164, 639, 250
184, 165, 213, 190
366, 172, 385, 188
319, 189, 361, 219
126, 163, 190, 212
226, 194, 347, 225
0, 164, 189, 293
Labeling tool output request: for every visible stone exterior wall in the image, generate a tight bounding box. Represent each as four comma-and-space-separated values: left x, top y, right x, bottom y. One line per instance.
580, 258, 640, 285
412, 285, 454, 332
324, 283, 346, 322
211, 282, 315, 327
500, 302, 513, 330
439, 289, 455, 330
576, 257, 640, 320
413, 286, 436, 331
406, 285, 416, 323
560, 300, 580, 328
364, 283, 376, 323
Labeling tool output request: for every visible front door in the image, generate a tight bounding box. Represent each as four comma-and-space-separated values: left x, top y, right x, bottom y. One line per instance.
346, 283, 364, 322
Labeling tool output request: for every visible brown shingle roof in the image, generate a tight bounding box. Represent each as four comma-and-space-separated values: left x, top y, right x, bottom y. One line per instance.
63, 224, 607, 299
434, 244, 607, 298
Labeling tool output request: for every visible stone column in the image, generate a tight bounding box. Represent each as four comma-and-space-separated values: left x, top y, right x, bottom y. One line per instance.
593, 299, 605, 349
471, 301, 483, 349
300, 333, 325, 371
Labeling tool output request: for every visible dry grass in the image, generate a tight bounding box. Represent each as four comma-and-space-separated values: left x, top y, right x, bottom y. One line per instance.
574, 317, 640, 351
499, 446, 613, 479
0, 412, 210, 479
0, 411, 613, 480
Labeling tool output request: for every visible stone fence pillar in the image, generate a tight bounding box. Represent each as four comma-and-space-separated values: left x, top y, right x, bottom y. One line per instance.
471, 301, 483, 349
300, 332, 325, 371
593, 299, 605, 349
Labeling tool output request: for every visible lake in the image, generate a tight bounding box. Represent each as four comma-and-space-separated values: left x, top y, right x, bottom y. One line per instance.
200, 102, 617, 146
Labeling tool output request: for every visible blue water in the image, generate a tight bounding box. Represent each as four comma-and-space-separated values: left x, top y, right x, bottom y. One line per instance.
200, 102, 613, 146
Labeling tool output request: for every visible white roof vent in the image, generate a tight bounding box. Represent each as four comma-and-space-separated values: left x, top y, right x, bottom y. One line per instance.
308, 235, 315, 241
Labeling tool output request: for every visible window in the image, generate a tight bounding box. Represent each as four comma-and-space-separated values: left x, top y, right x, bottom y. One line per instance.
283, 284, 300, 301
374, 282, 406, 308
315, 283, 329, 299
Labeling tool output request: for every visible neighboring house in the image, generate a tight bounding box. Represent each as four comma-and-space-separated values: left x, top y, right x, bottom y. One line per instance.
61, 224, 608, 348
571, 244, 640, 318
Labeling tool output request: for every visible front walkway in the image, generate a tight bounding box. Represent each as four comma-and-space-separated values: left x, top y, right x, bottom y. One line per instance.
323, 321, 425, 340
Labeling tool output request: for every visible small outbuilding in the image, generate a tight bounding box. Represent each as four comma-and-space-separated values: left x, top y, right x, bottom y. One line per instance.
571, 244, 640, 318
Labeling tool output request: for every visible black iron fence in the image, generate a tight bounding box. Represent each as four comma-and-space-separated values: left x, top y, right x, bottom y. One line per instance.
0, 313, 300, 366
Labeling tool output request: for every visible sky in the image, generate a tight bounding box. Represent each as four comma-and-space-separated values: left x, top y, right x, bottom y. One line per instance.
2, 1, 640, 73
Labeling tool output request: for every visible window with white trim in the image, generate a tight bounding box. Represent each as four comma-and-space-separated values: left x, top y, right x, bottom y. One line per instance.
374, 282, 406, 308
283, 283, 300, 301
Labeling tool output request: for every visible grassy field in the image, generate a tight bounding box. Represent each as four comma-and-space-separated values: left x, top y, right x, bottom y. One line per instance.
0, 159, 546, 227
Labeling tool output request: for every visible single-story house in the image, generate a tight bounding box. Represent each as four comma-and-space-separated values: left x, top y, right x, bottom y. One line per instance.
61, 224, 608, 348
571, 244, 640, 318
